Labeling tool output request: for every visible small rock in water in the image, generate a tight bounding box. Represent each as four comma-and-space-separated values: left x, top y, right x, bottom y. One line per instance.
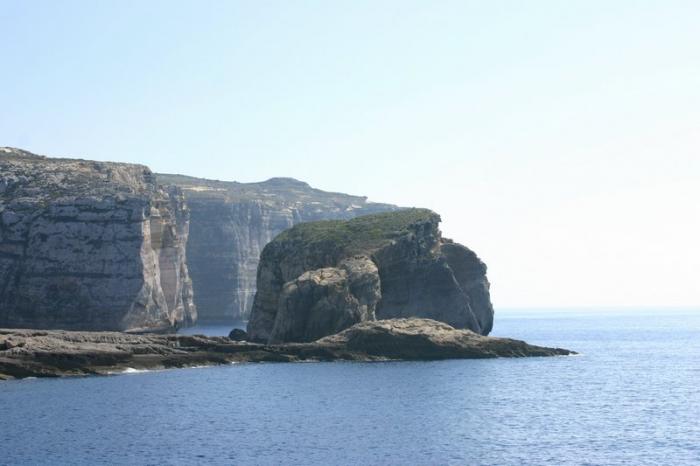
228, 328, 248, 341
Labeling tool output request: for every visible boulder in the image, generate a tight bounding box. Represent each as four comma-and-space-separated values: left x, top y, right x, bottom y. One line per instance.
228, 328, 248, 341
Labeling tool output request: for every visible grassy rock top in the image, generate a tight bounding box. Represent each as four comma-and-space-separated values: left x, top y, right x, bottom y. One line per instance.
271, 208, 440, 255
1, 147, 157, 203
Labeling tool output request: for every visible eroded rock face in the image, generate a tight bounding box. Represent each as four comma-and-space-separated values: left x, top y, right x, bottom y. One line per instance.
247, 209, 494, 343
269, 256, 380, 343
156, 174, 398, 321
0, 148, 195, 331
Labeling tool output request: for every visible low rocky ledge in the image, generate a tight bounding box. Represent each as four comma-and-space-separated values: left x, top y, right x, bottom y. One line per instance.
0, 319, 574, 380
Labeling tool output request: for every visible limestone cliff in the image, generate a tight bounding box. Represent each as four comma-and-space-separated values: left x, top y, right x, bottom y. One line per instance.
156, 174, 398, 321
247, 209, 494, 343
0, 148, 195, 331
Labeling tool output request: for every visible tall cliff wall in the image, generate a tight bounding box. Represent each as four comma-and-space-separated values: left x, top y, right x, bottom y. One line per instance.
246, 209, 494, 343
157, 174, 398, 322
0, 148, 195, 331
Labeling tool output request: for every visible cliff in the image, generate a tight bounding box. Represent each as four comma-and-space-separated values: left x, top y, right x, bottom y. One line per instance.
247, 209, 494, 343
156, 173, 398, 322
0, 148, 195, 331
0, 319, 574, 379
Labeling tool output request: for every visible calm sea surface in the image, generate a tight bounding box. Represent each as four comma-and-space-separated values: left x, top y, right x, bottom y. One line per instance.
1, 311, 699, 465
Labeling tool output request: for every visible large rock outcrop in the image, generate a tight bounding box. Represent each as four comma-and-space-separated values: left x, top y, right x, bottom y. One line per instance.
247, 209, 494, 343
156, 174, 398, 322
0, 148, 195, 331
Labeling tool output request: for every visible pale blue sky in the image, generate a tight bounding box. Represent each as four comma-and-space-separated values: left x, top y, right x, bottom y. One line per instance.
2, 1, 698, 308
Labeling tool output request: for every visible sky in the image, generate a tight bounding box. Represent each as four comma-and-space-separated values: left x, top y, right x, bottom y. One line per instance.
1, 1, 698, 309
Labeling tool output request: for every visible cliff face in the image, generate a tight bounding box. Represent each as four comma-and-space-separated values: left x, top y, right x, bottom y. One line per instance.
0, 148, 195, 331
156, 174, 398, 322
247, 209, 494, 343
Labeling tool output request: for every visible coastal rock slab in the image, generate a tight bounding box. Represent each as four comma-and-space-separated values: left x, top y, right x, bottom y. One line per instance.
0, 148, 195, 331
318, 318, 559, 359
0, 320, 575, 379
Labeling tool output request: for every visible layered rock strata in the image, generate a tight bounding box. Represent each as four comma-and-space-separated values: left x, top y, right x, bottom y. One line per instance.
247, 209, 494, 343
156, 174, 398, 321
0, 148, 195, 331
0, 319, 575, 379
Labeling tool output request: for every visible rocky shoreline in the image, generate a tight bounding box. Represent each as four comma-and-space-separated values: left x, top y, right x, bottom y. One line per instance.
0, 318, 575, 380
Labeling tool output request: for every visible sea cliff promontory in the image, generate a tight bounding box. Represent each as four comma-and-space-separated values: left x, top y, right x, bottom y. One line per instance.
247, 209, 494, 343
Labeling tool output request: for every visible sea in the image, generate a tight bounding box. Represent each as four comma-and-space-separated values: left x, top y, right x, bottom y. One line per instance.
1, 310, 698, 466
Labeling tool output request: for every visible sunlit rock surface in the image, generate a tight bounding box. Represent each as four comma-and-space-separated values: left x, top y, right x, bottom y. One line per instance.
0, 148, 195, 331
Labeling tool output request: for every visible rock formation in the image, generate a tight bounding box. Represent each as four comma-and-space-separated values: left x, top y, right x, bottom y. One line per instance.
0, 148, 195, 331
0, 319, 575, 379
156, 174, 398, 322
272, 256, 381, 343
247, 209, 494, 343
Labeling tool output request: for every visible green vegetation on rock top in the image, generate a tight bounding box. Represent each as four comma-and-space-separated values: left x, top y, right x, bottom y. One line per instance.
272, 208, 439, 254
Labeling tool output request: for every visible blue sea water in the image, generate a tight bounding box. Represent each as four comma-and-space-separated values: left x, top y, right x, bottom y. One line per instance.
1, 310, 699, 466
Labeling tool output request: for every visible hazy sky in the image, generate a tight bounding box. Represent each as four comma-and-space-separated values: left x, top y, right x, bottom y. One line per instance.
2, 1, 698, 309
